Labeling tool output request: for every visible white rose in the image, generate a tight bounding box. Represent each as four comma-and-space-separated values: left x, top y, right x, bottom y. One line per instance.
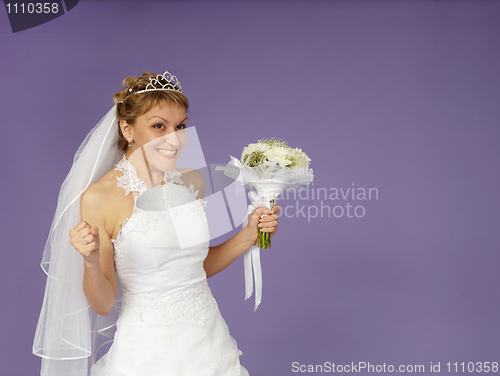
265, 146, 290, 166
295, 150, 311, 168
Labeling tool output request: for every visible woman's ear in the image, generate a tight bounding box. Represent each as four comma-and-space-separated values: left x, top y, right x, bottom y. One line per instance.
119, 119, 132, 139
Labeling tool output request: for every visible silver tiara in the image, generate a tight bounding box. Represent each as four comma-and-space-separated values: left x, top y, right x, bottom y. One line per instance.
119, 70, 182, 103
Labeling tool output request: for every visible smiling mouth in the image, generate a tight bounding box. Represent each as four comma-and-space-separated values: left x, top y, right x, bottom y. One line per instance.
157, 148, 177, 156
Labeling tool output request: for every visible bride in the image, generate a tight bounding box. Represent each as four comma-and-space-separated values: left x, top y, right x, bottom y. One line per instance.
33, 71, 280, 376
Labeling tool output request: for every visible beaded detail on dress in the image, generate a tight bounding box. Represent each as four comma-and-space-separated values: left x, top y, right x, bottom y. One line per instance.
120, 281, 217, 325
111, 236, 126, 264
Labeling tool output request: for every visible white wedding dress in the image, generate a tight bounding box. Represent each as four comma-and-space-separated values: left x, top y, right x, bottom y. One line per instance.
91, 156, 249, 376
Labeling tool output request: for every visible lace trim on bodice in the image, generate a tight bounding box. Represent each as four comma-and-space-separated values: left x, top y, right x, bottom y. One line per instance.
110, 210, 159, 264
115, 155, 186, 196
112, 155, 206, 265
115, 157, 148, 195
120, 282, 217, 326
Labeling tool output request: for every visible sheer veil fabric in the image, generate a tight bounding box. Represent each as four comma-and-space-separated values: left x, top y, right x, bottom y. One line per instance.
33, 106, 124, 376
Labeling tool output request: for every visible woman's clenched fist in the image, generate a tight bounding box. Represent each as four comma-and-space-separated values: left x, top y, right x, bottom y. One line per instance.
69, 221, 101, 265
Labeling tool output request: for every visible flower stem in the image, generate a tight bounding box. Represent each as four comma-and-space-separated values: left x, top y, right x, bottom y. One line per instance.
258, 228, 271, 249
256, 199, 276, 249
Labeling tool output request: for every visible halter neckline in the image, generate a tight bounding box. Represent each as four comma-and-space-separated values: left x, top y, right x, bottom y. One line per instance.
115, 154, 184, 196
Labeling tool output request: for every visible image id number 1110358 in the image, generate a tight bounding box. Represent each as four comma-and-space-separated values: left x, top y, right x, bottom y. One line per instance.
5, 3, 60, 13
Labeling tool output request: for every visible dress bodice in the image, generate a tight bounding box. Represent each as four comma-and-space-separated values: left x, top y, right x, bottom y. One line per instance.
111, 156, 210, 296
91, 157, 249, 376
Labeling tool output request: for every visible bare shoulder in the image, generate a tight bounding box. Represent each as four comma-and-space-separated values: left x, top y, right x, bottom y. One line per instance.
80, 167, 128, 226
82, 169, 121, 208
178, 168, 205, 198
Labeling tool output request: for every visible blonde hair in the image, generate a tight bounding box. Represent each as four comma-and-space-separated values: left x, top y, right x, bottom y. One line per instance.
113, 72, 189, 152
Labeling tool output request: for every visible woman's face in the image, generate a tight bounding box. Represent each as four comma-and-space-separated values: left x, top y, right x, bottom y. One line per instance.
125, 100, 188, 172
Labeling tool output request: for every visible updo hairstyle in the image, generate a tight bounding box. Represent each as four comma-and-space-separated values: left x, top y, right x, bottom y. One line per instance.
113, 72, 189, 152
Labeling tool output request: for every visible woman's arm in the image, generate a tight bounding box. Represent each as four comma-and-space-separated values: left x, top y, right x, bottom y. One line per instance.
203, 205, 280, 278
70, 185, 118, 316
182, 169, 281, 277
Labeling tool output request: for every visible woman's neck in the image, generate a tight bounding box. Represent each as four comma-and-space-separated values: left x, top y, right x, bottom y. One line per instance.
125, 148, 165, 187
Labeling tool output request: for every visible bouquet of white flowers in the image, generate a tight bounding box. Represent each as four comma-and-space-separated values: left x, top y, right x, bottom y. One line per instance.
216, 138, 313, 310
240, 139, 312, 247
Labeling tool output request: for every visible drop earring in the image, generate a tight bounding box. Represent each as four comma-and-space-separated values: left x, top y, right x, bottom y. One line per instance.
128, 138, 132, 147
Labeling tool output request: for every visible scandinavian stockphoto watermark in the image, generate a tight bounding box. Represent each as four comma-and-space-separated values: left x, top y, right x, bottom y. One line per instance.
277, 182, 379, 222
291, 361, 499, 373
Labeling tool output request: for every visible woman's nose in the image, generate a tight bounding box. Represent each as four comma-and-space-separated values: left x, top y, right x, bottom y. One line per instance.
164, 131, 181, 147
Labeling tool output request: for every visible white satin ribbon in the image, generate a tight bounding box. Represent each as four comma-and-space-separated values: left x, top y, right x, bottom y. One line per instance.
216, 160, 296, 311
244, 192, 263, 311
244, 190, 281, 311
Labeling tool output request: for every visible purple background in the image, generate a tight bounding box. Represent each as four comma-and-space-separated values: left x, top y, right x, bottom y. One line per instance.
1, 1, 499, 374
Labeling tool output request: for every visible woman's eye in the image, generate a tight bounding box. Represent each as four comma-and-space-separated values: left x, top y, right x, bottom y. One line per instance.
177, 124, 186, 130
153, 123, 164, 129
